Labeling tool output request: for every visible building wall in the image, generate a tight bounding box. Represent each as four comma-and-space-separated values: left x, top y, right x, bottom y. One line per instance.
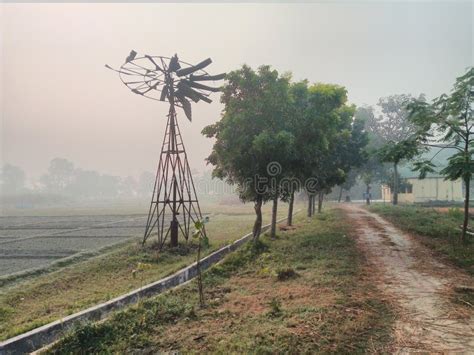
408, 177, 463, 202
381, 177, 463, 203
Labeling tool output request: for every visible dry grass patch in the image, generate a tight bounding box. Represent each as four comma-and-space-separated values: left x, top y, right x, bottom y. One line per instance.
46, 209, 394, 354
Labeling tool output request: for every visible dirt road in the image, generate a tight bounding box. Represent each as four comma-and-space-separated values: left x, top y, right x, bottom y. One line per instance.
342, 204, 474, 353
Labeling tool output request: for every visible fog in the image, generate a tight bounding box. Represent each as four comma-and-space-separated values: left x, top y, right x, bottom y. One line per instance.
1, 2, 472, 185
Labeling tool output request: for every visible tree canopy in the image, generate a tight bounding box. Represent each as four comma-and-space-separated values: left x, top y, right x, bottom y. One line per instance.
407, 67, 474, 241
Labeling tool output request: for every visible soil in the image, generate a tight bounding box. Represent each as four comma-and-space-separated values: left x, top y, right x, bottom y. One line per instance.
341, 204, 474, 353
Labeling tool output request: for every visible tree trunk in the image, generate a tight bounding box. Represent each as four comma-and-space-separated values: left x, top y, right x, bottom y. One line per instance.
270, 195, 278, 238
312, 194, 316, 214
338, 186, 343, 203
462, 177, 470, 243
287, 190, 294, 226
393, 163, 399, 205
253, 196, 263, 240
307, 194, 313, 217
366, 184, 371, 205
318, 191, 323, 213
196, 238, 204, 307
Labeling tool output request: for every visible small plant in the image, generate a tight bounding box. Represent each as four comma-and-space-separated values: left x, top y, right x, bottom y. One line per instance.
276, 267, 299, 281
448, 207, 463, 220
193, 217, 210, 308
132, 262, 152, 299
267, 297, 282, 317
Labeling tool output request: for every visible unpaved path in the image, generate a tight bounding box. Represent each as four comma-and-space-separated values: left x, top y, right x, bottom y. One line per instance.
341, 204, 474, 353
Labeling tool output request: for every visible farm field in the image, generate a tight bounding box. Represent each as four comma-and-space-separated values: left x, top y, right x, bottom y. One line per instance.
0, 214, 147, 276
0, 201, 297, 341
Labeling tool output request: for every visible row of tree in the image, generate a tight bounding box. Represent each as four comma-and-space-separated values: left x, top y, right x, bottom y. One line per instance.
0, 158, 156, 200
202, 65, 367, 239
203, 65, 473, 243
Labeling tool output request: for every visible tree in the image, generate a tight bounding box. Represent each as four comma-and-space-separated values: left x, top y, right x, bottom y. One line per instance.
337, 169, 358, 203
378, 139, 420, 204
407, 67, 474, 242
138, 171, 155, 198
97, 174, 121, 199
193, 217, 210, 307
0, 164, 26, 194
359, 146, 387, 205
40, 158, 75, 194
66, 169, 101, 199
374, 95, 421, 204
202, 65, 294, 241
285, 80, 310, 225
119, 176, 138, 198
304, 84, 367, 214
355, 106, 390, 205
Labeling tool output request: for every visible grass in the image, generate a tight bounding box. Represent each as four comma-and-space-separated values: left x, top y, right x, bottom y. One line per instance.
46, 209, 394, 354
0, 202, 294, 341
368, 203, 474, 275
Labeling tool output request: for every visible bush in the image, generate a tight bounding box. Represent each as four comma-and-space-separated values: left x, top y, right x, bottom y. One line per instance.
276, 267, 299, 281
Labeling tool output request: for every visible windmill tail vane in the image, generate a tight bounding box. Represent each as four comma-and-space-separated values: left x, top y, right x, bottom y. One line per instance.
107, 51, 225, 248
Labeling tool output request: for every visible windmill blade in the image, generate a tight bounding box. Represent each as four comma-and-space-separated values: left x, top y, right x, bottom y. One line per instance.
175, 88, 212, 104
141, 81, 161, 94
175, 58, 212, 77
105, 64, 135, 76
176, 81, 213, 103
168, 54, 181, 72
190, 73, 226, 81
125, 50, 137, 63
181, 79, 221, 92
160, 85, 169, 101
176, 94, 192, 122
145, 55, 163, 71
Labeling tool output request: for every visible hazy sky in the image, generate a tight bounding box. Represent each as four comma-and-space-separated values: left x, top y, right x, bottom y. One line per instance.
1, 2, 472, 182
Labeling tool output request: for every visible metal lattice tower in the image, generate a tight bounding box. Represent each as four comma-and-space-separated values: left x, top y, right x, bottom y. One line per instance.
106, 52, 224, 247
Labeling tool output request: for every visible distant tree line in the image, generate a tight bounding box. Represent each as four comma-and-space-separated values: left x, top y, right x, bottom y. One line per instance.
0, 158, 156, 202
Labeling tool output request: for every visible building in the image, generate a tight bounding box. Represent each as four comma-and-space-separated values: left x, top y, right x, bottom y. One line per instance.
381, 176, 464, 203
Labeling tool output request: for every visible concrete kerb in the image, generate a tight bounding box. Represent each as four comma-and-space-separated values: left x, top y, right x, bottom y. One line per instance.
0, 215, 291, 355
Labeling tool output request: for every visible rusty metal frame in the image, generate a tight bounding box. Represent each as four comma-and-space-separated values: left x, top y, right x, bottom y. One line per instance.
107, 52, 223, 248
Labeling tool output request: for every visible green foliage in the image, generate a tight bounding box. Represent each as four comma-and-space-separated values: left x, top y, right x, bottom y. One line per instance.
203, 68, 368, 210
202, 65, 294, 203
193, 216, 210, 248
448, 207, 463, 219
407, 67, 473, 240
440, 150, 474, 182
407, 67, 473, 182
290, 82, 368, 195
267, 297, 283, 317
276, 267, 298, 281
378, 138, 420, 165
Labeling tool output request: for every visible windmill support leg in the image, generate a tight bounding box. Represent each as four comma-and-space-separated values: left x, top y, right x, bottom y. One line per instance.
143, 102, 205, 248
170, 219, 179, 247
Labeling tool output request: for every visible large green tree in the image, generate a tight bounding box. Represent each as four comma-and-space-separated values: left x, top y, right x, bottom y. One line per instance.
354, 106, 389, 205
407, 67, 474, 242
202, 65, 294, 240
374, 94, 421, 204
304, 84, 367, 214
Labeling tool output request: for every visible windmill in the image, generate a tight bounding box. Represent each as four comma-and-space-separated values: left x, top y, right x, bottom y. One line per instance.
106, 51, 224, 248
